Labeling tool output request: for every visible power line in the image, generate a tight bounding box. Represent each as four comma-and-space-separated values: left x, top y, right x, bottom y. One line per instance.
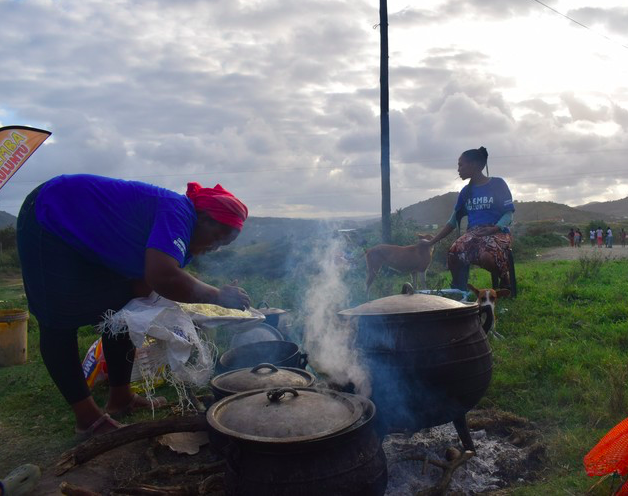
3, 147, 628, 186
531, 0, 628, 50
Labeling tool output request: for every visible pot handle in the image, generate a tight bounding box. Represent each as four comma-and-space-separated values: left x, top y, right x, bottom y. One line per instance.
267, 387, 299, 402
298, 352, 309, 369
251, 363, 279, 374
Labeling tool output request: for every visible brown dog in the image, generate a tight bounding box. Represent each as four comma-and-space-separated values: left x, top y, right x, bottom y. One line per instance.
467, 283, 510, 339
365, 234, 434, 298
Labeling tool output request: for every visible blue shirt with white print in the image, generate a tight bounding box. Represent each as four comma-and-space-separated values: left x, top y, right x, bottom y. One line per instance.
35, 174, 196, 278
454, 177, 514, 230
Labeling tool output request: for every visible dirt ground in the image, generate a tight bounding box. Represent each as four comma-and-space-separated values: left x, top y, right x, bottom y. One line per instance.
537, 244, 628, 261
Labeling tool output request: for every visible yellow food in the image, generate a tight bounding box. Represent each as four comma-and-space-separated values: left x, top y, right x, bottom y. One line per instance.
178, 303, 252, 318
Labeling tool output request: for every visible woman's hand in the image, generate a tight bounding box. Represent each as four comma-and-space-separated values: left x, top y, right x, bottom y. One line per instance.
216, 281, 251, 310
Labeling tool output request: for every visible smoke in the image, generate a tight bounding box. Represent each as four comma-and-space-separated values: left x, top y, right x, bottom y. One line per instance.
302, 235, 371, 396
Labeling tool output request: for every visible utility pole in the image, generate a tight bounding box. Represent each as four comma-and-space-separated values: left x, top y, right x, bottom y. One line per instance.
379, 0, 391, 243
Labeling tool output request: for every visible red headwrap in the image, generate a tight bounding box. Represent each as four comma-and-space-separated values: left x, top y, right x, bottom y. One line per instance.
186, 182, 248, 231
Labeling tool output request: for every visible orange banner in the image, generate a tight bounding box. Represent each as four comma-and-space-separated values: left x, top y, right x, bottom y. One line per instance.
0, 125, 51, 191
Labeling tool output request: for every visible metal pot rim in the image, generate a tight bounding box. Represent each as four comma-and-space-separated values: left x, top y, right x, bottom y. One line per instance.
206, 387, 365, 444
210, 364, 316, 396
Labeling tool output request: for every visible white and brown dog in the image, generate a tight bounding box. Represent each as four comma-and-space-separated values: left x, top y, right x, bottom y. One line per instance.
467, 283, 510, 339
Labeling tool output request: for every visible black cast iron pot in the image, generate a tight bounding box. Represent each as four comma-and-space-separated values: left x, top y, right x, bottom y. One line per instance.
206, 387, 387, 496
338, 292, 491, 451
218, 340, 308, 373
210, 363, 316, 401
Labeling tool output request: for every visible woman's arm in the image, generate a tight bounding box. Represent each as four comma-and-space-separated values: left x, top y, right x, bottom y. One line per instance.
143, 248, 250, 309
427, 212, 457, 246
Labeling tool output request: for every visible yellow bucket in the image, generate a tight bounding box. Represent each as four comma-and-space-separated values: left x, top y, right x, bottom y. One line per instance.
0, 309, 29, 367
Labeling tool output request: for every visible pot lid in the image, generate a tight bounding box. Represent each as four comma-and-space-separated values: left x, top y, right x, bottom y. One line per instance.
257, 301, 289, 315
211, 363, 314, 394
338, 293, 475, 317
206, 387, 363, 443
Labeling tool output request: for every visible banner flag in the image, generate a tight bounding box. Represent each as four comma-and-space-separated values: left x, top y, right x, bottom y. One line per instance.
0, 125, 51, 191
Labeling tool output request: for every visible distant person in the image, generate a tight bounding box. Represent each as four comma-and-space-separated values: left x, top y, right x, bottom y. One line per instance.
606, 227, 613, 248
621, 228, 626, 248
597, 227, 604, 247
421, 146, 514, 291
575, 228, 582, 247
16, 174, 250, 439
590, 229, 596, 247
567, 228, 575, 247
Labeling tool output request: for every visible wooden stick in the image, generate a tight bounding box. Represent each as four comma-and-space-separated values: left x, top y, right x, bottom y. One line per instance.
59, 481, 103, 496
111, 484, 197, 495
197, 473, 224, 494
140, 461, 226, 480
56, 415, 208, 476
416, 450, 475, 496
112, 473, 224, 496
394, 450, 449, 470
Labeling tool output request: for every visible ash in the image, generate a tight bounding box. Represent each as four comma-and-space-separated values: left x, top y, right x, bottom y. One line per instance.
384, 423, 536, 495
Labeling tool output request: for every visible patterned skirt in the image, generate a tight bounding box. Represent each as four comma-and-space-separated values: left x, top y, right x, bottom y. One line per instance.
449, 227, 512, 277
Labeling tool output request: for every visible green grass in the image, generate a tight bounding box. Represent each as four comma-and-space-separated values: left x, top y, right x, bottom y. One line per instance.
2, 255, 628, 494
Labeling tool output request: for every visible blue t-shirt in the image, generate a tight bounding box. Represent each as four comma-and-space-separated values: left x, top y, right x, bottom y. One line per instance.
35, 174, 197, 278
454, 177, 514, 229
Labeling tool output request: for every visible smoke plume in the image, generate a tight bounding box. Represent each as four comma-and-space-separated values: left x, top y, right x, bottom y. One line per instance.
302, 235, 371, 396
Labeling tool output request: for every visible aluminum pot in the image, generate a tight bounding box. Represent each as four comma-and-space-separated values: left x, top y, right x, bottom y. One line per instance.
206, 387, 387, 496
210, 363, 316, 401
256, 301, 290, 329
218, 340, 308, 373
338, 292, 491, 451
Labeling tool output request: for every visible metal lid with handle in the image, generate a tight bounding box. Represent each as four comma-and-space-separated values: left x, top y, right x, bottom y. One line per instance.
211, 363, 315, 395
257, 301, 289, 316
206, 387, 364, 443
338, 293, 476, 317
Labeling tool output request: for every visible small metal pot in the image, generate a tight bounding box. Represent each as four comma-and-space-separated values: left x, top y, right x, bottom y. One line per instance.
256, 301, 289, 329
218, 340, 308, 373
210, 363, 316, 400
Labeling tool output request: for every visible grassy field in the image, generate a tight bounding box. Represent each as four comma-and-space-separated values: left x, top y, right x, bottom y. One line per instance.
1, 253, 628, 494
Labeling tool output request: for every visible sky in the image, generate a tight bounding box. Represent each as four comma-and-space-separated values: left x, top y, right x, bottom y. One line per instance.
1, 0, 627, 219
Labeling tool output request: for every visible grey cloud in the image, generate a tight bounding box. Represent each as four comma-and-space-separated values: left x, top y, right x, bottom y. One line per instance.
389, 7, 441, 27
441, 0, 540, 19
561, 93, 610, 122
0, 0, 626, 218
612, 103, 628, 130
566, 7, 628, 38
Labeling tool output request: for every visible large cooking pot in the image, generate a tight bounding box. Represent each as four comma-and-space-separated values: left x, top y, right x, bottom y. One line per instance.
210, 363, 316, 400
338, 292, 491, 451
207, 387, 387, 496
218, 340, 308, 373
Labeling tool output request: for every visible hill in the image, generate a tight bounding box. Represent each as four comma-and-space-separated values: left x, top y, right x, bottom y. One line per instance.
400, 193, 609, 226
231, 216, 367, 247
0, 211, 16, 229
577, 197, 628, 219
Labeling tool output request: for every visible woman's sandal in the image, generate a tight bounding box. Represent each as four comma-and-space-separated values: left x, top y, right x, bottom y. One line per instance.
75, 413, 125, 442
0, 464, 41, 496
105, 393, 168, 418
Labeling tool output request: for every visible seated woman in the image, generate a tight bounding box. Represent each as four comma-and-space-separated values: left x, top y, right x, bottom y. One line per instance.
423, 146, 515, 291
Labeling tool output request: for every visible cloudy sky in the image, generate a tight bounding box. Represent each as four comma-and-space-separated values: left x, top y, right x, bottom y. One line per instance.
1, 0, 627, 219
